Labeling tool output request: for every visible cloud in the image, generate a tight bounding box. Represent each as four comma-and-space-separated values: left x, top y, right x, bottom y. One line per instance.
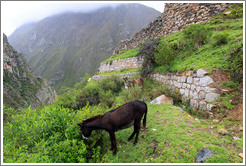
1, 1, 164, 36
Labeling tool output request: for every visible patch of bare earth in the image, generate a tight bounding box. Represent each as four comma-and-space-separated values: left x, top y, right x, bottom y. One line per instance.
209, 68, 243, 122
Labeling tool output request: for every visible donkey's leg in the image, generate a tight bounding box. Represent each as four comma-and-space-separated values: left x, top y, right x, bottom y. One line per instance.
128, 121, 137, 141
133, 120, 141, 146
109, 131, 117, 155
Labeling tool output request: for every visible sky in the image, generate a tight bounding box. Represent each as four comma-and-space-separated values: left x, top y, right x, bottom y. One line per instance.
1, 1, 165, 36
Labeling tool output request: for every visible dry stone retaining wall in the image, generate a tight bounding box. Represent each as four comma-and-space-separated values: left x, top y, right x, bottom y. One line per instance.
150, 69, 220, 111
98, 56, 144, 73
113, 3, 231, 55
92, 72, 139, 81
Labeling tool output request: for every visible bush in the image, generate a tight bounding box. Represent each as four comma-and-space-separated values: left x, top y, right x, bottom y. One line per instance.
138, 39, 160, 77
227, 3, 243, 19
183, 24, 212, 48
213, 32, 229, 46
120, 86, 142, 103
154, 41, 176, 66
226, 42, 243, 82
3, 105, 103, 163
99, 90, 115, 107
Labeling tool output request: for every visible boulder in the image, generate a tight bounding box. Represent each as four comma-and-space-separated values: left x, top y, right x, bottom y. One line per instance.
195, 148, 213, 163
197, 69, 208, 78
150, 94, 173, 105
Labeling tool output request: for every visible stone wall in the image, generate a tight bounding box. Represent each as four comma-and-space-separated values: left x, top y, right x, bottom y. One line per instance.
150, 69, 221, 111
113, 3, 231, 55
98, 56, 144, 73
92, 72, 139, 81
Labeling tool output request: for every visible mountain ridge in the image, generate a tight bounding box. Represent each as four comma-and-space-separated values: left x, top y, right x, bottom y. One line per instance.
9, 3, 161, 90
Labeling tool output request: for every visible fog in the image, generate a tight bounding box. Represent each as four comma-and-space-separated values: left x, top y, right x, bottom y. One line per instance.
1, 1, 164, 36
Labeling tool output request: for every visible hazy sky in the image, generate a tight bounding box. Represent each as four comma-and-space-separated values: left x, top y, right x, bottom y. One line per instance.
1, 1, 165, 36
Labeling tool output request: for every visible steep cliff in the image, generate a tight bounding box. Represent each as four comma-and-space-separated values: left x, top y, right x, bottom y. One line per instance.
3, 34, 56, 110
8, 4, 161, 90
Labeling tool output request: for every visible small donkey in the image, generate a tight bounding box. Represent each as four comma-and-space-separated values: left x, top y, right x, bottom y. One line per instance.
78, 100, 147, 155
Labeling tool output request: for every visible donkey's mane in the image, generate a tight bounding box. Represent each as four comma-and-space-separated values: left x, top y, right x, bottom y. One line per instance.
83, 115, 103, 123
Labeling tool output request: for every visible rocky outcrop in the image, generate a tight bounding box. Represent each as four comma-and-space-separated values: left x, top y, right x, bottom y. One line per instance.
3, 34, 56, 110
113, 3, 231, 54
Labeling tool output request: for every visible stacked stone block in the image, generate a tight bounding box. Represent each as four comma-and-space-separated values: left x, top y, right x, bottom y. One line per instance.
150, 69, 220, 111
113, 3, 231, 55
98, 56, 144, 73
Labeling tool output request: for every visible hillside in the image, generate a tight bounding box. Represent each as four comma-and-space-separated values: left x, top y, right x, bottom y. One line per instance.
3, 34, 56, 110
8, 3, 161, 90
3, 2, 243, 164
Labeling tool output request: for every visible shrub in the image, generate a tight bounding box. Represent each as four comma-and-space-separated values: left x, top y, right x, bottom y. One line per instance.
99, 90, 115, 107
154, 41, 176, 67
227, 3, 243, 19
76, 82, 101, 109
213, 32, 229, 46
227, 42, 243, 82
120, 86, 142, 103
183, 24, 212, 48
3, 105, 103, 163
138, 39, 160, 77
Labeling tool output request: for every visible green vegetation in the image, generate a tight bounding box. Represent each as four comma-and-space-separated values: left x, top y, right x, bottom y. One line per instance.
102, 47, 140, 63
4, 101, 243, 163
153, 4, 243, 81
94, 68, 140, 76
3, 3, 243, 164
101, 104, 243, 163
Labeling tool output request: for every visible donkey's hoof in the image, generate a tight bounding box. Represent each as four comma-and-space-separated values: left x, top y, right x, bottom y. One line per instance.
113, 151, 117, 156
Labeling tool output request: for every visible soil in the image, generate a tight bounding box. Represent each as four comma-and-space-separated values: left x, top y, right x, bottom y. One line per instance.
209, 68, 243, 122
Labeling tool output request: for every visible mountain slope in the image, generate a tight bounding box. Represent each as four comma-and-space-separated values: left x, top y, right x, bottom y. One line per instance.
9, 3, 161, 90
3, 34, 56, 110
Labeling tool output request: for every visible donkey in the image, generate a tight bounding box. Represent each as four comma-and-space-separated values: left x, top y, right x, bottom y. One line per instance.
123, 77, 144, 89
78, 100, 147, 155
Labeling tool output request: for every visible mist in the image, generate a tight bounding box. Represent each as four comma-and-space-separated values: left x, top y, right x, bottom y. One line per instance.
1, 1, 164, 36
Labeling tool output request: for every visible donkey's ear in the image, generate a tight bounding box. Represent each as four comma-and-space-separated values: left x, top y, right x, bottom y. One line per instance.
77, 123, 83, 127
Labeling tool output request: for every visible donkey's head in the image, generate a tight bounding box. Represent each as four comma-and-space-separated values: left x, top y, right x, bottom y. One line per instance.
123, 77, 130, 89
77, 122, 92, 139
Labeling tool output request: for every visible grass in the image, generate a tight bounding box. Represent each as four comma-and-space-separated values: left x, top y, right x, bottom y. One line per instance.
94, 68, 140, 76
102, 47, 140, 63
154, 17, 243, 74
99, 103, 243, 163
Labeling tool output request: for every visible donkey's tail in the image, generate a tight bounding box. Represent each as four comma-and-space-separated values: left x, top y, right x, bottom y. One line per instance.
143, 106, 147, 131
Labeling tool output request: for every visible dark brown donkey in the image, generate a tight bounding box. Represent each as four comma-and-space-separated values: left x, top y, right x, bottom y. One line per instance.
78, 100, 147, 155
123, 77, 144, 89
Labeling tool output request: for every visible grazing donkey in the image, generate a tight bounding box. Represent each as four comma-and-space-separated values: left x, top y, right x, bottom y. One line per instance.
78, 100, 148, 155
123, 77, 144, 89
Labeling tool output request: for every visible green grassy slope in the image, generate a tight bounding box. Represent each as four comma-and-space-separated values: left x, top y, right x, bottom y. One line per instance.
101, 104, 243, 163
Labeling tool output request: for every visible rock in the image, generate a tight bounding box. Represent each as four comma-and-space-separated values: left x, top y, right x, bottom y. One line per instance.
218, 129, 228, 135
233, 136, 241, 140
198, 91, 206, 100
207, 104, 217, 111
195, 148, 213, 163
197, 69, 208, 78
150, 94, 173, 105
224, 11, 231, 15
194, 78, 200, 86
180, 76, 187, 82
195, 118, 200, 123
213, 119, 220, 123
199, 76, 214, 86
187, 76, 193, 83
199, 101, 207, 111
239, 153, 243, 158
205, 93, 220, 102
